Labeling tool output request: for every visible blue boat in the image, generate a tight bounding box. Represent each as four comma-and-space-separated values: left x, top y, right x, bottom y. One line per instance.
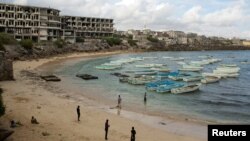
156, 83, 185, 93
145, 80, 175, 91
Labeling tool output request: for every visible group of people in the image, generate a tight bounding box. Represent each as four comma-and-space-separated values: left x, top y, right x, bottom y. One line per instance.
104, 119, 136, 141
117, 92, 147, 108
76, 93, 148, 140
10, 116, 39, 128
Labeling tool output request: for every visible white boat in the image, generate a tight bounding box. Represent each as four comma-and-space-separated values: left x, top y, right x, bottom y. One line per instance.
179, 68, 202, 72
183, 76, 203, 82
213, 69, 240, 74
162, 56, 173, 59
170, 57, 185, 61
177, 62, 186, 65
201, 76, 221, 84
202, 72, 239, 78
171, 84, 201, 94
150, 67, 170, 72
143, 57, 158, 59
220, 64, 237, 67
135, 64, 163, 68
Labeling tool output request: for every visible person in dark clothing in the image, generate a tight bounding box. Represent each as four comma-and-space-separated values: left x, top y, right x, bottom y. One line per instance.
117, 95, 122, 108
105, 119, 110, 140
144, 92, 147, 103
131, 127, 136, 141
77, 105, 80, 121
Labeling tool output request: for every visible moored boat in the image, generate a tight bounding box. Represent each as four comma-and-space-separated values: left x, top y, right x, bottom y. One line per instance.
171, 84, 201, 94
201, 76, 220, 84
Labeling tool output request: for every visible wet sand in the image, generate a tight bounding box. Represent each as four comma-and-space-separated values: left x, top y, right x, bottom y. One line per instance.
0, 51, 206, 141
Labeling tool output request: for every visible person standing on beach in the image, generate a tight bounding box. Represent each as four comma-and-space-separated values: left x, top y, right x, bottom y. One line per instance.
131, 127, 136, 141
77, 105, 80, 121
104, 119, 110, 140
144, 92, 147, 103
118, 95, 122, 108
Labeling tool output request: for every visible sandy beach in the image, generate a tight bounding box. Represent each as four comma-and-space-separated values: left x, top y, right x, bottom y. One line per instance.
0, 51, 206, 141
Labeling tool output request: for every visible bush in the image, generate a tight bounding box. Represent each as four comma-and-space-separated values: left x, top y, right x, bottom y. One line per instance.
147, 35, 159, 42
104, 37, 122, 46
20, 39, 33, 50
0, 88, 5, 117
0, 32, 17, 45
128, 39, 137, 46
128, 35, 133, 40
0, 43, 5, 51
54, 39, 66, 48
76, 37, 85, 43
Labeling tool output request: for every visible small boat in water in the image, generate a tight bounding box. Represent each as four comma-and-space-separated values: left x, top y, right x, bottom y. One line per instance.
76, 74, 98, 80
156, 83, 185, 93
201, 76, 220, 84
182, 76, 203, 82
95, 65, 121, 70
171, 84, 201, 94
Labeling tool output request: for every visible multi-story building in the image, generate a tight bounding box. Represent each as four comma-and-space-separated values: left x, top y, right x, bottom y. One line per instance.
0, 3, 61, 42
0, 3, 114, 43
61, 16, 114, 43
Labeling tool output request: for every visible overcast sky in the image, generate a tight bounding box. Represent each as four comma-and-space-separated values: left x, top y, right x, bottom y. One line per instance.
6, 0, 250, 39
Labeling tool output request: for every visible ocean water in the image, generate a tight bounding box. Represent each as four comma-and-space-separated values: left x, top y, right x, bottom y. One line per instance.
50, 51, 250, 124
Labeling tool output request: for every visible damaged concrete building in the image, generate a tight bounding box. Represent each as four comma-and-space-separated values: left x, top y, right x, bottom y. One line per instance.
0, 3, 114, 43
61, 16, 114, 43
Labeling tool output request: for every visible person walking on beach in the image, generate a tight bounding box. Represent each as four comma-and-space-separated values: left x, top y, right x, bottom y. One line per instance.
131, 127, 136, 141
104, 119, 110, 140
144, 92, 147, 103
118, 95, 122, 108
77, 105, 80, 121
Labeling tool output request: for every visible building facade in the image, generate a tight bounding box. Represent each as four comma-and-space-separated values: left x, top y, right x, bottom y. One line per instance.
0, 3, 114, 43
0, 3, 61, 42
61, 16, 114, 43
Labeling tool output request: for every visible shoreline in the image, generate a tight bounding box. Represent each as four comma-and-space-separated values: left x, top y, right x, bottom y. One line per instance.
0, 51, 206, 141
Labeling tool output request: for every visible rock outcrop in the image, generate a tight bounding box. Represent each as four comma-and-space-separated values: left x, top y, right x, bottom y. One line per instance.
0, 51, 14, 81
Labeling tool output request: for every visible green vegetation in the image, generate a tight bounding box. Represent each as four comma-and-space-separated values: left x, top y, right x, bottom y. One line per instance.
20, 39, 33, 50
128, 39, 137, 46
128, 35, 133, 40
0, 32, 17, 51
0, 43, 5, 51
0, 32, 17, 45
104, 37, 122, 46
0, 88, 5, 117
54, 39, 66, 48
147, 35, 159, 42
76, 37, 85, 43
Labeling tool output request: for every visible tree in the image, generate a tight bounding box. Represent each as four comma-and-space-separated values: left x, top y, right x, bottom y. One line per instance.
20, 39, 33, 50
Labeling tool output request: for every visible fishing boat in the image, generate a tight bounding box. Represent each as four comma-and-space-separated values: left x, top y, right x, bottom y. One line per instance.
179, 68, 202, 72
220, 64, 237, 67
156, 83, 185, 93
128, 76, 155, 85
162, 56, 173, 59
170, 57, 185, 61
135, 64, 163, 68
150, 67, 170, 72
213, 68, 240, 74
95, 65, 121, 70
134, 71, 157, 76
201, 76, 220, 84
168, 72, 198, 81
171, 84, 201, 94
145, 80, 176, 91
182, 76, 203, 82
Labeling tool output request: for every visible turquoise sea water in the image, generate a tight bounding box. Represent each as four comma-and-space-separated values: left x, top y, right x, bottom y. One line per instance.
51, 51, 250, 124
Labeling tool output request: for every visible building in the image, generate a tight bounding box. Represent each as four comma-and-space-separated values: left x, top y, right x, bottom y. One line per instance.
61, 16, 114, 43
0, 3, 61, 42
0, 3, 114, 43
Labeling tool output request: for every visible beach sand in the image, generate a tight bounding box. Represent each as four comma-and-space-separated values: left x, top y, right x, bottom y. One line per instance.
0, 51, 206, 141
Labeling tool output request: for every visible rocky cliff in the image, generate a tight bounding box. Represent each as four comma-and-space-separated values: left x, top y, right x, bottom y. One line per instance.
0, 51, 13, 81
